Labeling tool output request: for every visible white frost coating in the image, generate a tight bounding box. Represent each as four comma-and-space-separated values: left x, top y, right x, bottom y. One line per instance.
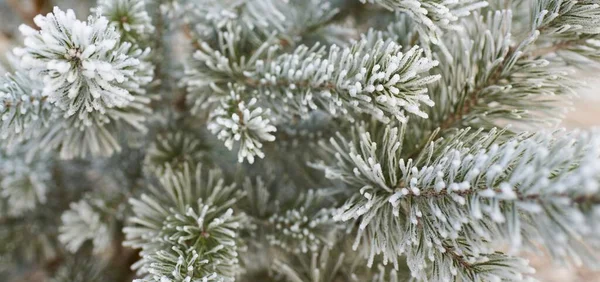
0, 152, 51, 216
123, 164, 243, 282
208, 84, 277, 164
318, 125, 600, 281
252, 38, 440, 123
14, 7, 144, 123
96, 0, 155, 42
58, 199, 111, 254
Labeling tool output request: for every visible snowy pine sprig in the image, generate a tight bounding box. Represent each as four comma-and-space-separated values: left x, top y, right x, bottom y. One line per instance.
317, 124, 600, 280
530, 0, 600, 65
0, 149, 52, 216
264, 189, 339, 254
416, 9, 576, 137
0, 71, 53, 145
14, 7, 148, 123
145, 131, 209, 175
361, 0, 488, 44
185, 27, 440, 124
250, 33, 440, 123
208, 84, 277, 164
58, 198, 112, 254
95, 0, 155, 44
124, 163, 245, 281
1, 7, 154, 159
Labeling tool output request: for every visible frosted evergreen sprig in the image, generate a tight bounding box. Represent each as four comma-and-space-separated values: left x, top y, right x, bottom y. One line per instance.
58, 198, 112, 254
124, 163, 245, 281
529, 0, 600, 64
134, 245, 236, 282
250, 34, 440, 123
361, 0, 488, 42
145, 131, 208, 175
0, 150, 52, 216
95, 0, 155, 44
317, 124, 600, 280
273, 245, 351, 282
208, 84, 277, 164
184, 24, 276, 114
186, 26, 440, 124
0, 71, 53, 145
265, 190, 339, 254
14, 7, 149, 123
50, 250, 111, 282
2, 35, 153, 159
421, 10, 574, 134
533, 0, 600, 40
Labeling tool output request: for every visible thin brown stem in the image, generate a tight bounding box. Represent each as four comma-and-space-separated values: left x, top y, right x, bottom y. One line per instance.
2, 96, 48, 109
530, 39, 587, 58
443, 244, 474, 270
398, 181, 600, 206
435, 35, 586, 133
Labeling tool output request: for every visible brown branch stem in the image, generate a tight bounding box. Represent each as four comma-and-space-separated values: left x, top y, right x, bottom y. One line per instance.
530, 39, 587, 58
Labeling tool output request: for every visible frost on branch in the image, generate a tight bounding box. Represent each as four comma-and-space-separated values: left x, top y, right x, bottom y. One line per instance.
185, 27, 440, 124
58, 198, 112, 254
1, 7, 154, 159
251, 34, 440, 123
0, 71, 53, 145
145, 131, 209, 175
360, 0, 488, 44
417, 9, 575, 136
123, 163, 245, 281
317, 124, 600, 280
532, 0, 600, 64
14, 7, 149, 125
264, 189, 339, 254
0, 149, 52, 216
183, 24, 274, 114
96, 0, 155, 44
208, 84, 276, 164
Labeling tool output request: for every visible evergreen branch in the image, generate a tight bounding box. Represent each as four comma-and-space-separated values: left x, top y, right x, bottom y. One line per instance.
0, 71, 53, 145
123, 163, 245, 281
5, 1, 600, 281
249, 33, 440, 123
425, 9, 578, 136
208, 84, 277, 164
2, 7, 155, 159
94, 0, 156, 45
317, 124, 600, 279
431, 1, 600, 133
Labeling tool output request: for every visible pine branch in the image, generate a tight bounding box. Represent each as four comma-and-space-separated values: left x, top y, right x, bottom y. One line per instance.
317, 124, 600, 279
123, 163, 245, 281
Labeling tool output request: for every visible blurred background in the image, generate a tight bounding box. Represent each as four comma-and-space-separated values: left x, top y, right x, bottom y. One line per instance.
1, 0, 599, 281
